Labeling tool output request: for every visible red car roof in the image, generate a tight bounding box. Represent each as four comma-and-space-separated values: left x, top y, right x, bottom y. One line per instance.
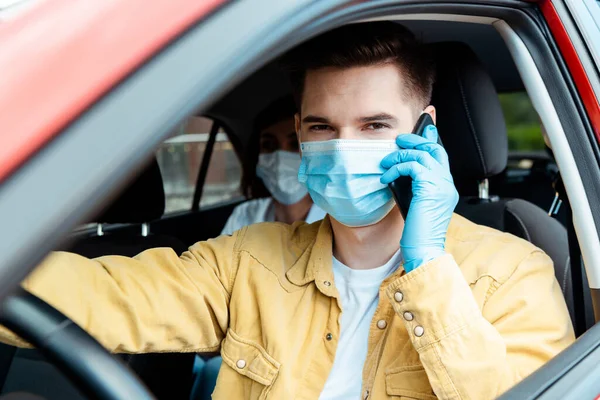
0, 0, 226, 182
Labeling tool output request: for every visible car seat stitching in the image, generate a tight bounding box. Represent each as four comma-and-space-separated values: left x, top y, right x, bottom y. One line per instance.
506, 207, 532, 242
455, 67, 488, 177
562, 256, 571, 296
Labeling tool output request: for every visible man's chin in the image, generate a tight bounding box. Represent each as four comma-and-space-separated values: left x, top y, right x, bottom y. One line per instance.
329, 202, 400, 229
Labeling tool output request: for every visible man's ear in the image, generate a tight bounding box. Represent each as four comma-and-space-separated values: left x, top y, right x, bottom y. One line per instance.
295, 113, 302, 150
424, 105, 436, 125
423, 105, 437, 125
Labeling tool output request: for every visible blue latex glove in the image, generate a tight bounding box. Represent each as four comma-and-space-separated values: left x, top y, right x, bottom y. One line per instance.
380, 125, 458, 273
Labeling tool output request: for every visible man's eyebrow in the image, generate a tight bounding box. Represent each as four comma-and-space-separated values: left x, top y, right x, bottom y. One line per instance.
302, 115, 330, 124
358, 113, 397, 123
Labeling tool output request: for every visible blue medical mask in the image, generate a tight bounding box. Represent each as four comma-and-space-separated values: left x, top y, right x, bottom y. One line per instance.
298, 139, 398, 227
256, 150, 308, 205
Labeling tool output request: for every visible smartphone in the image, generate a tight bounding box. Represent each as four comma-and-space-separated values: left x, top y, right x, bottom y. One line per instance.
388, 113, 441, 219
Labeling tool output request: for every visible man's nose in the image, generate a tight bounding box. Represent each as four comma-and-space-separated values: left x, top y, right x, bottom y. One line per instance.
338, 127, 361, 140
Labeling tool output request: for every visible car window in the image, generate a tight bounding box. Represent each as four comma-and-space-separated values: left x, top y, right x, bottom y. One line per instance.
156, 116, 242, 214
200, 129, 243, 209
498, 91, 545, 152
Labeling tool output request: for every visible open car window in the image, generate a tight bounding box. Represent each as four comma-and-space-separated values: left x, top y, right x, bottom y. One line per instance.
499, 91, 545, 153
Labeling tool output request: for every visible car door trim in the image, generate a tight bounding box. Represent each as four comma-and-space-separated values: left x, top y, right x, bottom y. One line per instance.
542, 0, 600, 144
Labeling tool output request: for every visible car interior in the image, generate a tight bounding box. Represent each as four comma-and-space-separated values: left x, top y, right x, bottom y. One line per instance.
0, 14, 595, 400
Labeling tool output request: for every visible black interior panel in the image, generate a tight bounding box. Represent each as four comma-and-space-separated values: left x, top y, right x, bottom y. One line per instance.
151, 201, 243, 248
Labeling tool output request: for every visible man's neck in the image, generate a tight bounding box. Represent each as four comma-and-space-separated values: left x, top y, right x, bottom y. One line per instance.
273, 195, 313, 224
331, 208, 404, 270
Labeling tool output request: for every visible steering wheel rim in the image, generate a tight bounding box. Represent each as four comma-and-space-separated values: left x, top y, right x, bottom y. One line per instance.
0, 289, 156, 400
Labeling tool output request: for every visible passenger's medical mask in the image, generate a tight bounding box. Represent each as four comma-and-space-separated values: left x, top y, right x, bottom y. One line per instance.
298, 139, 398, 227
256, 150, 308, 205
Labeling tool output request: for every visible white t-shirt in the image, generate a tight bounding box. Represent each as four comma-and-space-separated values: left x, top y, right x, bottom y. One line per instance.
221, 197, 326, 236
319, 250, 402, 400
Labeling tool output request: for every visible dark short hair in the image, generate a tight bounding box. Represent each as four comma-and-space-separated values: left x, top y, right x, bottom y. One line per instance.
281, 22, 435, 110
241, 95, 297, 198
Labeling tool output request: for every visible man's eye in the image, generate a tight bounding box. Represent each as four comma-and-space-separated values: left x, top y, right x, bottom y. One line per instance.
365, 123, 390, 130
309, 125, 332, 131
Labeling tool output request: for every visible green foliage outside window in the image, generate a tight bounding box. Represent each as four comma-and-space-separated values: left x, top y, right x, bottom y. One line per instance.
498, 92, 546, 151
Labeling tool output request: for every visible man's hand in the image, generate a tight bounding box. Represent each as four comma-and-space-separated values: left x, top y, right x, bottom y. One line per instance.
380, 125, 458, 273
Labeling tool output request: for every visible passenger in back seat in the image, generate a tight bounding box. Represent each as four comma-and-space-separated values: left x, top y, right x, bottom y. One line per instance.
0, 22, 574, 400
221, 95, 326, 235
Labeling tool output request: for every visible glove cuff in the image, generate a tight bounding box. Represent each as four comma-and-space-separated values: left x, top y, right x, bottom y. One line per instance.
401, 245, 445, 273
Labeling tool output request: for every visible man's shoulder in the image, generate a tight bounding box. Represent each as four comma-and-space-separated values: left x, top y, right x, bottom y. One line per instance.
448, 213, 546, 285
234, 219, 322, 273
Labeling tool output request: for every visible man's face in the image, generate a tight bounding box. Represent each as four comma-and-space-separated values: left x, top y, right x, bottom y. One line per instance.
295, 63, 421, 143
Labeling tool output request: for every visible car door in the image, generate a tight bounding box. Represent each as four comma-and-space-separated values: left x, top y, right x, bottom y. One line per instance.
499, 0, 600, 398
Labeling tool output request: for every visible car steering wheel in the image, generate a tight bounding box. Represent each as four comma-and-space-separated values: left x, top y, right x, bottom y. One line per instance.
0, 289, 155, 400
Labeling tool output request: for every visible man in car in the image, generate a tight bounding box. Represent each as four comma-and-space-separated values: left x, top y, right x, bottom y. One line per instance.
1, 22, 574, 400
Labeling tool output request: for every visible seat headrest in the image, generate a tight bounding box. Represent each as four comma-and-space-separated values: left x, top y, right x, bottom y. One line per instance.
98, 158, 165, 224
430, 42, 508, 182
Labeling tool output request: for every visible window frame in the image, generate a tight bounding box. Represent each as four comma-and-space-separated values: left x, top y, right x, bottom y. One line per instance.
190, 119, 221, 212
195, 119, 244, 210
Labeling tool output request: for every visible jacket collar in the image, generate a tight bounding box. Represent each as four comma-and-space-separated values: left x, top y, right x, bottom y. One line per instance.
286, 217, 335, 295
285, 213, 466, 294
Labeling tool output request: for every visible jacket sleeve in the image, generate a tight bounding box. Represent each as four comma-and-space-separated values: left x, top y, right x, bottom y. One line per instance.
0, 229, 245, 354
386, 251, 575, 400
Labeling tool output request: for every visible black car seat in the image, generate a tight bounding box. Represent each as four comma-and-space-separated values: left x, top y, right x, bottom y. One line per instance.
430, 42, 581, 325
68, 158, 187, 257
0, 158, 194, 400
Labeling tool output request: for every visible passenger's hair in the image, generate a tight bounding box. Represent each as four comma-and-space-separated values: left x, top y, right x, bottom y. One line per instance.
241, 96, 297, 198
281, 22, 436, 110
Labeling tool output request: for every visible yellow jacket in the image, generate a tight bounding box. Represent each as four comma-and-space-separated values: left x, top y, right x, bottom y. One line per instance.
5, 214, 573, 399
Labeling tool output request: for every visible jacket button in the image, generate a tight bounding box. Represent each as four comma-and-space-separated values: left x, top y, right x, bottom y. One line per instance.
326, 333, 333, 341
377, 319, 387, 329
324, 281, 331, 286
394, 291, 404, 302
236, 359, 246, 369
414, 326, 425, 337
403, 311, 414, 321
